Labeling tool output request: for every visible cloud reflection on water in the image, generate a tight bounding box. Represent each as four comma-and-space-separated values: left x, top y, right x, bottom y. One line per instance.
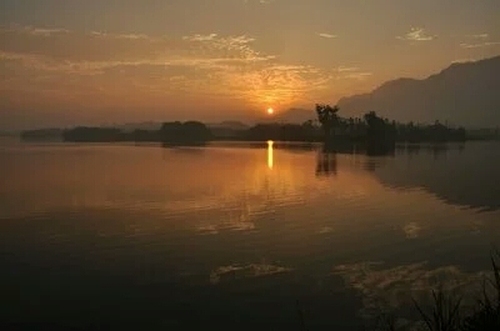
333, 261, 488, 319
210, 263, 293, 284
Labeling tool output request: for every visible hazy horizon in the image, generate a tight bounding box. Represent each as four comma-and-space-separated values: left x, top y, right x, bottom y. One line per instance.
1, 0, 500, 130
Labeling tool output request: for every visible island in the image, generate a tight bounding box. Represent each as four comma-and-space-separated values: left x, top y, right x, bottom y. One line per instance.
19, 105, 485, 155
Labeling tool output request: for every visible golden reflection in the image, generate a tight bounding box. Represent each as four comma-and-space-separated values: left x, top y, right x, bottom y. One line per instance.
267, 140, 274, 169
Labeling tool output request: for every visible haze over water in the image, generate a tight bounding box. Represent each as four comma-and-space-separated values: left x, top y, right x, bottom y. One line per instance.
1, 140, 499, 329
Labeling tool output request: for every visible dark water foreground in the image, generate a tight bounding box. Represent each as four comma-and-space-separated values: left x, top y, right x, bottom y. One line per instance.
1, 139, 499, 330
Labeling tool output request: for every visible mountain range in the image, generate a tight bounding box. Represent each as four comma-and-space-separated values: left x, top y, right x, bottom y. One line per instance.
337, 56, 500, 128
251, 108, 315, 125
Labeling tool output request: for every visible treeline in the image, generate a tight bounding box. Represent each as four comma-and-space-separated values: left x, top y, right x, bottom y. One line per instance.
61, 121, 212, 144
20, 128, 64, 141
314, 105, 467, 143
215, 106, 468, 144
20, 105, 477, 145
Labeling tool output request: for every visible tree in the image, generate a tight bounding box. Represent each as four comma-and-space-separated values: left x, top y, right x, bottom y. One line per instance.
315, 104, 340, 140
160, 121, 211, 145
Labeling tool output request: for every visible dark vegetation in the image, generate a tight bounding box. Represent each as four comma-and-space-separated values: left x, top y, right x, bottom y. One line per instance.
20, 128, 63, 141
313, 104, 467, 154
60, 121, 212, 145
20, 105, 490, 147
372, 252, 500, 331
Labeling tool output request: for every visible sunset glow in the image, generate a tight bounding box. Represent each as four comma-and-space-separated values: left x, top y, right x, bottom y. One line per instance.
267, 108, 274, 115
0, 1, 499, 130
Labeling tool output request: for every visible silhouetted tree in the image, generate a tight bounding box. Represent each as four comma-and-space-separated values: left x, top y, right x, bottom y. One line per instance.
363, 111, 396, 155
316, 104, 340, 140
160, 121, 211, 145
63, 127, 122, 142
21, 128, 63, 141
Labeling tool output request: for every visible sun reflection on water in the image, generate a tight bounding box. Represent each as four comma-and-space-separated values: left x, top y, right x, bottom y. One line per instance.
267, 140, 274, 170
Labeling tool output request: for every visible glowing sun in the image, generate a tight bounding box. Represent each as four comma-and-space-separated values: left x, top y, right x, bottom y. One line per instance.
267, 108, 274, 115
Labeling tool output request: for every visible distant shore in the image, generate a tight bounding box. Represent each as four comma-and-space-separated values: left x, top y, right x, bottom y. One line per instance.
19, 122, 499, 145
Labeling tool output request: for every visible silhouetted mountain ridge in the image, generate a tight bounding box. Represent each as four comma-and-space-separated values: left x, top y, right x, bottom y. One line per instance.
207, 121, 249, 130
338, 56, 500, 127
253, 108, 315, 124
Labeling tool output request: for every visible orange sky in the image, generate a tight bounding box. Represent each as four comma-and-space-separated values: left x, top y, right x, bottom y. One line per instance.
1, 0, 499, 130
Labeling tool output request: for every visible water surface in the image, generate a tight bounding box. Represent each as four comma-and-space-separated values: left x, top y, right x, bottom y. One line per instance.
1, 140, 499, 330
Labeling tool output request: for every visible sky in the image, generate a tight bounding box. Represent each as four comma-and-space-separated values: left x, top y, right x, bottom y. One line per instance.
1, 0, 499, 130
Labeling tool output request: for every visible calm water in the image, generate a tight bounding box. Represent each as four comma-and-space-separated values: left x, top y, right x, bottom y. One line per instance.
1, 139, 500, 330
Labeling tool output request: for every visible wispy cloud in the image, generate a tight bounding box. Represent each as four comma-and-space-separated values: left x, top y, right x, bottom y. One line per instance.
182, 33, 218, 42
90, 31, 154, 41
3, 24, 70, 37
317, 33, 337, 39
460, 41, 500, 48
333, 66, 372, 80
1, 25, 332, 107
397, 27, 436, 41
336, 66, 359, 72
343, 72, 373, 80
451, 58, 474, 64
466, 33, 489, 39
333, 261, 487, 319
459, 32, 500, 49
210, 263, 292, 284
243, 0, 275, 4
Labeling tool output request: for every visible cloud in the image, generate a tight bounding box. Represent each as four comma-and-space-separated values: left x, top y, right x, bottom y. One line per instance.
90, 31, 154, 41
466, 33, 489, 39
460, 41, 500, 49
318, 226, 333, 234
1, 27, 272, 73
318, 33, 337, 39
342, 72, 373, 80
244, 0, 275, 4
333, 66, 373, 80
459, 33, 499, 48
1, 25, 333, 107
2, 24, 70, 37
210, 263, 292, 284
397, 27, 436, 41
451, 58, 475, 64
182, 33, 218, 42
336, 66, 359, 72
403, 222, 421, 238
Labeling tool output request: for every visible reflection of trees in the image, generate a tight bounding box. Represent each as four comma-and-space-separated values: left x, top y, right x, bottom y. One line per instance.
398, 143, 463, 160
316, 104, 340, 140
364, 159, 377, 172
406, 144, 421, 156
431, 144, 448, 160
372, 143, 500, 211
316, 152, 337, 177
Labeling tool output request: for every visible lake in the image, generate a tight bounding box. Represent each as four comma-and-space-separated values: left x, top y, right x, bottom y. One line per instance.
1, 139, 499, 330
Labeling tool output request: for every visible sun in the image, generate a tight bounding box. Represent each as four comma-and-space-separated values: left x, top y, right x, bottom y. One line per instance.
267, 107, 274, 115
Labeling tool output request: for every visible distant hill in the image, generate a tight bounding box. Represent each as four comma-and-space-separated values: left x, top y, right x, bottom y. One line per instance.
254, 108, 315, 124
337, 56, 500, 127
207, 121, 249, 131
207, 121, 249, 139
0, 131, 18, 137
20, 128, 63, 141
116, 121, 250, 132
115, 122, 162, 132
